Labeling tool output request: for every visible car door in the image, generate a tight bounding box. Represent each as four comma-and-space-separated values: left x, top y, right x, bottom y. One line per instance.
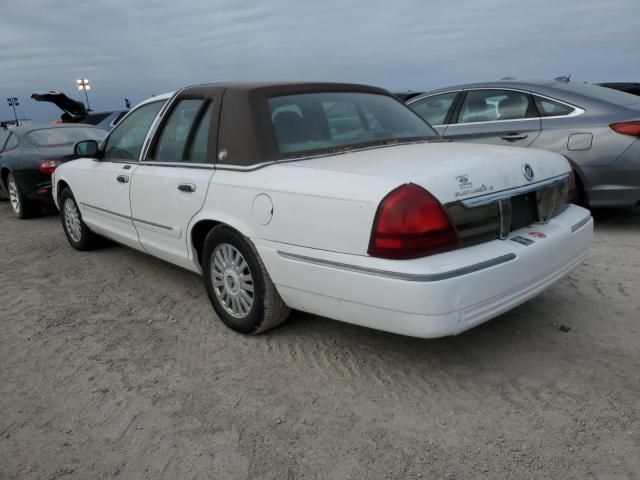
73, 100, 165, 249
129, 91, 221, 269
407, 91, 461, 135
443, 89, 541, 147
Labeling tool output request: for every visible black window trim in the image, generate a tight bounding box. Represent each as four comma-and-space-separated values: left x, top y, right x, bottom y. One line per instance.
100, 99, 168, 164
146, 97, 208, 163
141, 89, 224, 168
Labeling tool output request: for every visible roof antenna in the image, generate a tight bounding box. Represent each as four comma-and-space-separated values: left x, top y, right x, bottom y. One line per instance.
501, 76, 516, 80
555, 74, 571, 82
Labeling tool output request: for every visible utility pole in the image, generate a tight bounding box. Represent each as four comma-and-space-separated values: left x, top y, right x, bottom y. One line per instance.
76, 79, 92, 111
6, 97, 20, 126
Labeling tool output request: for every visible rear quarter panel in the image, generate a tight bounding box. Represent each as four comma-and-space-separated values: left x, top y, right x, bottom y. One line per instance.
191, 164, 399, 256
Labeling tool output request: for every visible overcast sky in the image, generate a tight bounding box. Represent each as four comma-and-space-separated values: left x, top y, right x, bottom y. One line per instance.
2, 0, 639, 122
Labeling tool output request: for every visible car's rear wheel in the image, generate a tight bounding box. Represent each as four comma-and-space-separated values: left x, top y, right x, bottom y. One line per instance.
60, 188, 98, 250
7, 173, 37, 219
202, 225, 290, 334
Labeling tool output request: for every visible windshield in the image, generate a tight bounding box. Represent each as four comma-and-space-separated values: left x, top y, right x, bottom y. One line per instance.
27, 127, 107, 146
268, 92, 437, 155
554, 82, 640, 106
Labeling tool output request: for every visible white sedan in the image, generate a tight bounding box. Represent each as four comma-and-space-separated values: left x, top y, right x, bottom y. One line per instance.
52, 82, 593, 338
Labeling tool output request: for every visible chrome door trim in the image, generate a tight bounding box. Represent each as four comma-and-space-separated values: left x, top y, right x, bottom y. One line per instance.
80, 202, 131, 220
277, 251, 516, 282
460, 173, 570, 207
408, 87, 585, 127
80, 201, 173, 231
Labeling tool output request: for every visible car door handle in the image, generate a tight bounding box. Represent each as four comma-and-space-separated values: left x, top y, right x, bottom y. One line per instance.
116, 175, 129, 183
178, 183, 196, 193
501, 133, 528, 141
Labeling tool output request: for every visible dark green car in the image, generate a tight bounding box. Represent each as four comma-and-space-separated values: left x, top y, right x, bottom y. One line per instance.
0, 124, 106, 218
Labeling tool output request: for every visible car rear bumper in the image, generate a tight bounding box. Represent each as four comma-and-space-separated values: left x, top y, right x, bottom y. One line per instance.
24, 180, 55, 204
255, 204, 593, 338
583, 138, 640, 207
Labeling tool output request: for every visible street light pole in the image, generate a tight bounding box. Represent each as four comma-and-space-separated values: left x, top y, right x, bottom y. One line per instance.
6, 97, 20, 126
76, 79, 92, 111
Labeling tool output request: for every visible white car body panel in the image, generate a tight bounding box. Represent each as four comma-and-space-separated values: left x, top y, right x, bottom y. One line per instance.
63, 159, 142, 250
255, 204, 592, 337
130, 164, 214, 269
52, 87, 593, 338
285, 142, 568, 205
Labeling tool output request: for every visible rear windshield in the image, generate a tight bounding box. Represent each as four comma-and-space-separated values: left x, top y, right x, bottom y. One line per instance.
268, 92, 437, 155
27, 127, 107, 146
554, 82, 640, 106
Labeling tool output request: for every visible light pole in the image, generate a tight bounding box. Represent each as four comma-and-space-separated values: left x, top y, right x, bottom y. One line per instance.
76, 78, 92, 111
6, 97, 20, 126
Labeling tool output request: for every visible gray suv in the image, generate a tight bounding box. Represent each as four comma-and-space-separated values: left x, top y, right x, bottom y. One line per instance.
408, 80, 640, 208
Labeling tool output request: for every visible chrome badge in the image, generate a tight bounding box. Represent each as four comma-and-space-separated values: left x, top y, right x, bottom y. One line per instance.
522, 163, 534, 182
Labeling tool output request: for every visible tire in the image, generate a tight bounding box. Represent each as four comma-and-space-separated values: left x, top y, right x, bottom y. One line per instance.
7, 173, 38, 219
202, 225, 290, 334
60, 188, 98, 251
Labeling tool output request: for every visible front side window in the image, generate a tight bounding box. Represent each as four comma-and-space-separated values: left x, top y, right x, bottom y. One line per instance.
534, 96, 574, 117
27, 127, 106, 146
410, 92, 458, 126
152, 99, 203, 162
268, 92, 436, 155
458, 90, 534, 123
103, 101, 164, 161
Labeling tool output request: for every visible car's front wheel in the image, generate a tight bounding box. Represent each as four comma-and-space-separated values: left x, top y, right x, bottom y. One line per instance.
60, 188, 98, 250
202, 225, 290, 334
7, 173, 37, 219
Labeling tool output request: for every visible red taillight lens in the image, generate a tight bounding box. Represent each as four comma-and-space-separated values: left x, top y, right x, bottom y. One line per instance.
39, 159, 63, 175
368, 183, 460, 259
610, 122, 640, 137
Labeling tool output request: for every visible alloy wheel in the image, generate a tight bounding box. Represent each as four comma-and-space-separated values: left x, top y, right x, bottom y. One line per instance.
8, 176, 20, 215
63, 198, 83, 243
211, 243, 255, 318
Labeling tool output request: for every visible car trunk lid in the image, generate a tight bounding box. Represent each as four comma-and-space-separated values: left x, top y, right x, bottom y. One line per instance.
289, 141, 569, 204
31, 91, 87, 121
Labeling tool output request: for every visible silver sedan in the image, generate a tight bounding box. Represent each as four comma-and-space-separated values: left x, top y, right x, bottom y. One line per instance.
407, 80, 640, 208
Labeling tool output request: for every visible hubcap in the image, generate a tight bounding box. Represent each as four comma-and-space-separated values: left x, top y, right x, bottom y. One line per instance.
211, 243, 254, 318
8, 177, 20, 214
63, 198, 82, 243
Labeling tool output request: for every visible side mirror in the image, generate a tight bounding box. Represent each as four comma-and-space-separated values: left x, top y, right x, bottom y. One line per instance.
74, 140, 99, 158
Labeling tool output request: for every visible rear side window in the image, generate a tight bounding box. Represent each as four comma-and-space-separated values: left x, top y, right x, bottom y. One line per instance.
103, 101, 164, 161
534, 96, 574, 117
268, 92, 436, 155
189, 103, 214, 162
458, 90, 535, 123
152, 99, 203, 162
410, 92, 457, 126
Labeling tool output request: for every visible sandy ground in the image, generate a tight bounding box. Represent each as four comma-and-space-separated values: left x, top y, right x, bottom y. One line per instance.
0, 201, 639, 480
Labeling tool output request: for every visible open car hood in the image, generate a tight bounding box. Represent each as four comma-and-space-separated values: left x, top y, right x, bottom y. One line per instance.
31, 91, 87, 119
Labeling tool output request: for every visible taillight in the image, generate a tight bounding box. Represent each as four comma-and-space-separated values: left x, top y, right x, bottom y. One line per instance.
610, 122, 640, 137
368, 183, 460, 259
39, 159, 63, 175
